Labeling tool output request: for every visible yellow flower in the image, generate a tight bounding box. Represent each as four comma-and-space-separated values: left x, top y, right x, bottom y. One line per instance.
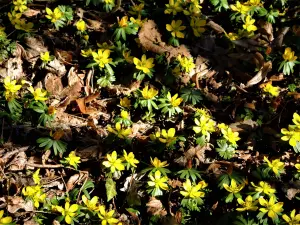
264, 156, 285, 176
223, 179, 245, 193
82, 195, 99, 211
156, 128, 176, 146
55, 202, 79, 224
8, 10, 22, 25
65, 151, 81, 168
218, 123, 229, 130
283, 47, 297, 61
40, 51, 51, 63
183, 4, 202, 17
129, 3, 144, 16
22, 185, 46, 208
104, 0, 114, 3
118, 16, 128, 27
150, 157, 169, 168
263, 83, 280, 97
45, 7, 62, 23
251, 181, 276, 196
120, 110, 129, 119
236, 195, 258, 211
245, 0, 262, 6
221, 127, 240, 146
98, 205, 119, 225
180, 179, 205, 198
103, 151, 125, 173
166, 20, 186, 39
230, 1, 250, 14
292, 113, 300, 127
226, 32, 239, 41
107, 122, 132, 139
282, 209, 300, 225
4, 76, 22, 94
167, 92, 183, 107
259, 196, 284, 221
32, 169, 41, 185
83, 35, 89, 41
13, 0, 27, 12
190, 17, 206, 37
295, 164, 300, 173
81, 48, 93, 57
281, 125, 300, 147
120, 97, 131, 108
28, 86, 48, 101
164, 0, 183, 15
141, 86, 158, 100
177, 55, 195, 73
243, 15, 257, 32
92, 49, 112, 68
0, 210, 13, 224
148, 170, 169, 191
193, 115, 216, 136
123, 50, 134, 63
14, 19, 34, 32
133, 55, 155, 74
123, 150, 139, 168
76, 19, 86, 32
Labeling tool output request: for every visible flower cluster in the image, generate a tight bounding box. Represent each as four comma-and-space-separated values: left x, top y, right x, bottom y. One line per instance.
281, 112, 300, 147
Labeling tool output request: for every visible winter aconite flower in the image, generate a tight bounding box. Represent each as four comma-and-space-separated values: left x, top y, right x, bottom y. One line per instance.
295, 164, 300, 173
221, 127, 240, 146
123, 150, 139, 168
65, 151, 81, 169
45, 7, 62, 23
0, 210, 13, 224
282, 209, 300, 225
28, 86, 48, 101
164, 0, 183, 15
283, 48, 297, 62
141, 86, 158, 99
193, 115, 216, 136
118, 16, 128, 27
103, 151, 125, 173
92, 49, 112, 68
236, 195, 258, 211
120, 97, 131, 108
55, 202, 79, 224
251, 181, 276, 196
151, 157, 169, 168
264, 156, 285, 176
259, 196, 284, 221
107, 122, 132, 139
13, 0, 27, 13
177, 55, 195, 73
243, 15, 257, 32
40, 51, 51, 63
14, 19, 34, 32
76, 19, 86, 32
133, 55, 155, 74
155, 128, 177, 146
223, 179, 245, 194
168, 92, 183, 107
263, 83, 280, 97
230, 1, 250, 14
98, 205, 119, 225
148, 170, 169, 196
3, 76, 22, 100
166, 20, 186, 38
22, 185, 46, 208
190, 17, 206, 37
180, 179, 206, 199
281, 125, 300, 147
82, 195, 99, 211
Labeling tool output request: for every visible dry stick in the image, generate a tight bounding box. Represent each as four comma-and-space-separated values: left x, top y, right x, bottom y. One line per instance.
26, 163, 64, 168
77, 175, 88, 203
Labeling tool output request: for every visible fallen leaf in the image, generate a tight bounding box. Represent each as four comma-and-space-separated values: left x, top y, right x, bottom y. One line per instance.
146, 197, 167, 216
286, 188, 300, 200
245, 61, 272, 88
207, 20, 225, 34
46, 58, 67, 77
44, 73, 64, 96
23, 8, 40, 17
66, 174, 80, 191
229, 120, 258, 133
7, 196, 34, 213
8, 152, 27, 171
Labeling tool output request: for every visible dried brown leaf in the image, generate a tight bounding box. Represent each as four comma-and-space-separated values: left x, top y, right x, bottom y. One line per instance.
44, 73, 64, 96
8, 152, 27, 171
245, 61, 272, 87
146, 197, 167, 216
207, 21, 225, 34
7, 196, 34, 213
23, 8, 40, 17
286, 188, 300, 200
258, 20, 274, 42
229, 119, 258, 133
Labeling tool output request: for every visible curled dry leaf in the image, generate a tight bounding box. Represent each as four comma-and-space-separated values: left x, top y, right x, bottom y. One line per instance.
138, 20, 190, 62
146, 197, 167, 216
23, 36, 48, 65
244, 61, 272, 88
46, 58, 67, 77
207, 20, 225, 34
286, 188, 300, 200
258, 20, 274, 42
0, 57, 24, 80
7, 196, 34, 213
8, 152, 27, 171
22, 8, 40, 17
44, 73, 64, 96
229, 119, 258, 133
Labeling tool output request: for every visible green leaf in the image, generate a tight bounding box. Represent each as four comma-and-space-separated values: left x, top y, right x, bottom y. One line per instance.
105, 178, 117, 202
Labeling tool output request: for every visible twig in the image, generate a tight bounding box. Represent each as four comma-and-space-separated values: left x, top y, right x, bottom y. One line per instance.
2, 146, 29, 162
77, 175, 88, 203
26, 163, 64, 168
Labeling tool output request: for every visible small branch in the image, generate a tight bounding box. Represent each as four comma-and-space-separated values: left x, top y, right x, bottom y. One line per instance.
26, 163, 64, 168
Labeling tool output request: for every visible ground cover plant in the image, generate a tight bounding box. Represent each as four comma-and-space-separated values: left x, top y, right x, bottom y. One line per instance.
0, 0, 300, 224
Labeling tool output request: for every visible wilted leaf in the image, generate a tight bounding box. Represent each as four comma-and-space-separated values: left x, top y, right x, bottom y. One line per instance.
244, 61, 272, 88
7, 196, 34, 213
106, 178, 117, 202
146, 197, 167, 216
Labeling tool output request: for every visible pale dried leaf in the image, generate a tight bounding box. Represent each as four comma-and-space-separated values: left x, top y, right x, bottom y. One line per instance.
245, 61, 272, 87
44, 73, 64, 96
7, 196, 34, 213
147, 197, 167, 216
